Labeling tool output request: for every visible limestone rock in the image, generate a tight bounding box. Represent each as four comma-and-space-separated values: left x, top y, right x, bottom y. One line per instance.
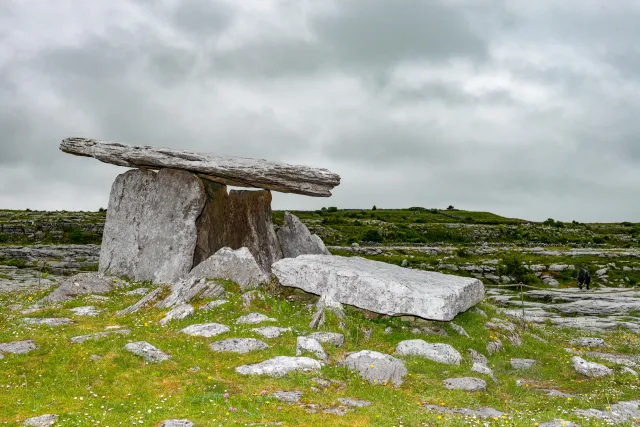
70, 328, 131, 344
570, 338, 605, 347
180, 323, 230, 338
252, 326, 292, 339
236, 356, 323, 377
511, 358, 536, 370
296, 336, 328, 361
468, 349, 488, 365
571, 356, 613, 378
22, 414, 59, 426
160, 421, 194, 427
574, 400, 640, 424
272, 390, 303, 403
99, 168, 206, 283
116, 288, 162, 316
40, 273, 124, 304
200, 300, 228, 311
308, 332, 345, 347
70, 306, 101, 317
210, 338, 269, 354
341, 350, 407, 386
21, 318, 72, 326
60, 138, 341, 197
443, 377, 487, 392
155, 277, 223, 309
338, 398, 372, 408
538, 420, 580, 427
277, 212, 330, 258
124, 288, 149, 296
471, 362, 496, 380
395, 340, 462, 365
236, 313, 277, 324
189, 247, 269, 289
450, 323, 470, 337
273, 255, 484, 321
0, 340, 37, 355
423, 405, 503, 419
124, 341, 170, 363
159, 304, 194, 326
309, 293, 345, 329
487, 339, 503, 355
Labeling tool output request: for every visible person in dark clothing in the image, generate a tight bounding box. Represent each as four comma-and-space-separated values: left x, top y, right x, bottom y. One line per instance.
577, 267, 591, 290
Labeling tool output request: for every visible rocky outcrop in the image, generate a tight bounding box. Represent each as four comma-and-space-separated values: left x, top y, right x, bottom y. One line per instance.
272, 255, 484, 321
443, 377, 487, 392
341, 350, 407, 386
60, 138, 340, 197
124, 341, 170, 362
395, 340, 462, 365
40, 273, 125, 304
572, 356, 613, 377
277, 212, 330, 258
188, 247, 269, 289
236, 356, 323, 377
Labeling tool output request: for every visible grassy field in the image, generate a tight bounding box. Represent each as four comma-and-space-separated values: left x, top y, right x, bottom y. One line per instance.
1, 280, 639, 426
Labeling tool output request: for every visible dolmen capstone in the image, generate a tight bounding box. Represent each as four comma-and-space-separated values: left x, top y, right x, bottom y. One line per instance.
60, 138, 340, 283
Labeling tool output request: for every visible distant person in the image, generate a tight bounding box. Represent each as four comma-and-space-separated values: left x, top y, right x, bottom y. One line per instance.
577, 268, 591, 290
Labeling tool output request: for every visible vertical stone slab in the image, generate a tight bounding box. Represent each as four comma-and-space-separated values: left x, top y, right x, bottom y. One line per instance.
193, 179, 228, 267
99, 169, 206, 283
277, 212, 330, 258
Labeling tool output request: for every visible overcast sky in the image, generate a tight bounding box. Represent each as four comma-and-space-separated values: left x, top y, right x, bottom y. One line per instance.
1, 0, 639, 222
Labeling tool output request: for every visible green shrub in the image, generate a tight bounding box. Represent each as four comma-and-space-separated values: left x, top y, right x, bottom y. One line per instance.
327, 207, 338, 212
456, 248, 472, 258
372, 205, 377, 211
0, 234, 8, 243
498, 254, 538, 284
362, 229, 383, 243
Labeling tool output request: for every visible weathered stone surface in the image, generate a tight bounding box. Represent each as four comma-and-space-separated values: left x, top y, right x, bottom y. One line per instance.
277, 212, 330, 258
0, 340, 37, 355
511, 358, 536, 370
450, 323, 470, 337
21, 318, 72, 326
423, 405, 503, 419
60, 138, 341, 197
309, 293, 345, 329
236, 356, 323, 377
395, 340, 462, 365
487, 339, 503, 355
22, 414, 59, 426
124, 288, 149, 296
471, 363, 496, 380
252, 326, 291, 338
200, 300, 228, 311
189, 247, 269, 289
69, 306, 101, 317
538, 420, 580, 427
180, 323, 230, 338
571, 356, 613, 378
575, 401, 640, 424
341, 350, 407, 386
443, 377, 487, 392
116, 288, 162, 316
296, 336, 328, 361
155, 277, 223, 309
70, 328, 131, 344
308, 332, 344, 347
159, 420, 194, 427
209, 338, 269, 354
569, 338, 605, 347
159, 304, 194, 326
272, 390, 303, 403
236, 313, 277, 324
99, 168, 206, 283
273, 255, 484, 321
468, 349, 488, 365
124, 341, 170, 362
338, 398, 372, 408
323, 406, 348, 416
40, 273, 124, 304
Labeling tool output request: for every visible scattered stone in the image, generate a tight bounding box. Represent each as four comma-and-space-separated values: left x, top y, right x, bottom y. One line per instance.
570, 338, 605, 347
189, 247, 270, 290
341, 350, 407, 386
180, 323, 230, 338
395, 340, 462, 365
124, 341, 170, 363
277, 212, 330, 258
236, 356, 323, 377
571, 356, 613, 378
271, 390, 303, 403
21, 318, 72, 326
242, 291, 261, 308
160, 420, 194, 427
0, 340, 37, 355
539, 420, 580, 427
504, 332, 523, 347
337, 398, 372, 408
309, 294, 344, 329
468, 349, 488, 365
620, 366, 638, 376
575, 400, 640, 424
188, 366, 201, 373
236, 313, 277, 325
70, 328, 131, 344
200, 300, 229, 311
384, 327, 393, 335
361, 327, 373, 341
485, 319, 517, 332
423, 405, 503, 419
471, 363, 496, 381
273, 255, 484, 321
124, 288, 149, 296
511, 358, 536, 370
543, 278, 560, 287
312, 378, 346, 390
69, 306, 101, 317
89, 354, 103, 361
487, 339, 503, 355
308, 332, 344, 347
22, 414, 59, 426
473, 307, 488, 318
252, 326, 292, 339
541, 389, 576, 398
450, 323, 470, 337
116, 288, 162, 316
296, 336, 328, 361
323, 406, 348, 416
159, 304, 194, 326
39, 273, 125, 304
443, 377, 487, 392
155, 277, 223, 310
210, 338, 269, 354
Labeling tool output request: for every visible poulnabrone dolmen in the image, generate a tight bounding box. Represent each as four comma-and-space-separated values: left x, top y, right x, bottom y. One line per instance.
60, 137, 484, 321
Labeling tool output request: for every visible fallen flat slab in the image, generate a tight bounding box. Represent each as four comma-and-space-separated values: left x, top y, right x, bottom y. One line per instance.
272, 255, 484, 321
60, 138, 340, 197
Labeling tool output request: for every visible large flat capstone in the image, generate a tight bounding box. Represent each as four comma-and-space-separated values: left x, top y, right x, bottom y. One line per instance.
272, 255, 484, 321
60, 138, 340, 197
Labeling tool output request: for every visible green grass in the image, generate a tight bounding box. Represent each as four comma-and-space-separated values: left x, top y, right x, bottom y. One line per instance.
1, 283, 638, 426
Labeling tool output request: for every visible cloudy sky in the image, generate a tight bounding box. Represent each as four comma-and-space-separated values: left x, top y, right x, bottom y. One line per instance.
1, 0, 639, 222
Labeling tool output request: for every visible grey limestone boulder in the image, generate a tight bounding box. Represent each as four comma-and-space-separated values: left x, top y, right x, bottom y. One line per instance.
124, 341, 170, 362
188, 247, 269, 290
40, 273, 124, 304
70, 328, 131, 344
272, 390, 303, 403
236, 313, 277, 324
572, 356, 613, 378
21, 318, 72, 326
539, 420, 580, 427
236, 356, 323, 377
0, 340, 37, 355
511, 358, 536, 370
180, 323, 230, 338
338, 398, 372, 408
209, 338, 269, 354
159, 304, 194, 326
443, 377, 487, 392
159, 420, 194, 427
296, 336, 328, 361
308, 332, 344, 347
423, 405, 503, 419
341, 350, 407, 386
395, 340, 462, 365
252, 326, 292, 338
22, 414, 59, 426
272, 255, 484, 321
570, 338, 605, 347
277, 212, 330, 258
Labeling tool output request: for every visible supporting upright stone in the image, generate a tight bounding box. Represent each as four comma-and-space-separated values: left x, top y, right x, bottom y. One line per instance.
99, 169, 206, 283
277, 212, 330, 258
